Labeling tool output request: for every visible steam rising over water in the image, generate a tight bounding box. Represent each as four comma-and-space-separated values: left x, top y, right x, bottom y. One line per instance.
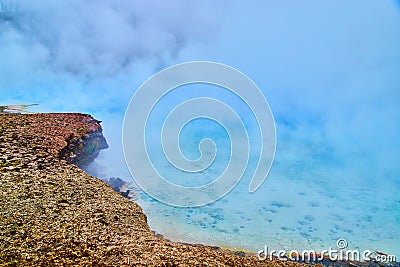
1, 0, 399, 259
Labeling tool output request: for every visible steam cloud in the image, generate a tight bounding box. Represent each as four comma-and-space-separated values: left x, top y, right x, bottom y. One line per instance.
0, 0, 227, 180
0, 0, 223, 112
1, 0, 399, 190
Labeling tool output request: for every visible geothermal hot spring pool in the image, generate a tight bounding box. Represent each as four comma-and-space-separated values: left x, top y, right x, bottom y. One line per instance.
85, 82, 400, 261
78, 80, 399, 263
89, 107, 399, 261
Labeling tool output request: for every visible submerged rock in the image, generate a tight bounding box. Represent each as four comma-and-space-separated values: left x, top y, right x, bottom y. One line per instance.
104, 177, 126, 192
103, 177, 137, 200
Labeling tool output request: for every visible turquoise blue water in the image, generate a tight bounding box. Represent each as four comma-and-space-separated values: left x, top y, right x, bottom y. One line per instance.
90, 84, 399, 260
1, 0, 399, 261
98, 127, 399, 259
134, 126, 400, 258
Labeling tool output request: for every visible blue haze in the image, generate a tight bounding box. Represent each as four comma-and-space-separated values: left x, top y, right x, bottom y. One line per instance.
1, 0, 399, 258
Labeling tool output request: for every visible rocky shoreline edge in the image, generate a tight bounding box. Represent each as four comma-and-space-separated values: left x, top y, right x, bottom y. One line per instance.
0, 113, 393, 266
1, 113, 310, 266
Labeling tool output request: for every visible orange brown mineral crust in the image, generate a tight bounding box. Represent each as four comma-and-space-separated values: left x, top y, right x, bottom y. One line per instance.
0, 113, 314, 266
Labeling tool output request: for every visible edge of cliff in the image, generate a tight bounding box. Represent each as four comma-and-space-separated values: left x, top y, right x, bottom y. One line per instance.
0, 113, 309, 266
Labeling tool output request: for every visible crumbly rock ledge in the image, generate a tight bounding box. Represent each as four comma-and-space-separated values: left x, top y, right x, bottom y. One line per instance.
0, 113, 313, 266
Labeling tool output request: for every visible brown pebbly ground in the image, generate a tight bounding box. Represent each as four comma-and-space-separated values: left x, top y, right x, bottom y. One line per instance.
0, 113, 315, 266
